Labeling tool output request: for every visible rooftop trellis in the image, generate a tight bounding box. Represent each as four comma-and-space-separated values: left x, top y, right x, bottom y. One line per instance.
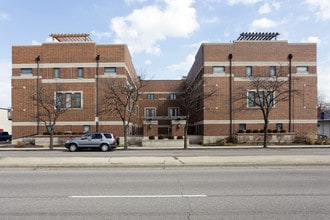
49, 33, 92, 42
237, 32, 280, 41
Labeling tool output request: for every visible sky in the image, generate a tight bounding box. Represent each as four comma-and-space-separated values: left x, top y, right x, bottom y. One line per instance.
1, 0, 330, 109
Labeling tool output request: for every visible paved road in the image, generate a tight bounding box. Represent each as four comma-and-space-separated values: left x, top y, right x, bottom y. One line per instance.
2, 148, 330, 157
1, 168, 330, 219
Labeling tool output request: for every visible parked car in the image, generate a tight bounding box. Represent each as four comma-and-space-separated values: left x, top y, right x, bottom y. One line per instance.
0, 131, 12, 143
65, 132, 119, 152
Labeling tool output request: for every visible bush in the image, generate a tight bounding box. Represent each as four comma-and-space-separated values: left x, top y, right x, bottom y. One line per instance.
238, 130, 245, 133
177, 136, 183, 139
280, 129, 286, 133
158, 135, 164, 140
168, 136, 174, 139
272, 129, 278, 133
253, 129, 259, 133
149, 136, 155, 140
246, 129, 252, 133
267, 129, 272, 133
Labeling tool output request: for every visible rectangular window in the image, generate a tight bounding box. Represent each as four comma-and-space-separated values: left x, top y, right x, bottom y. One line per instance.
83, 125, 90, 132
239, 124, 246, 131
55, 92, 82, 109
73, 93, 82, 108
168, 107, 179, 117
54, 68, 60, 78
213, 66, 225, 74
55, 93, 63, 108
276, 123, 283, 131
246, 66, 252, 77
297, 66, 308, 73
269, 66, 276, 77
77, 67, 84, 78
21, 68, 32, 74
247, 90, 275, 108
170, 93, 176, 100
104, 67, 116, 74
65, 93, 71, 108
147, 93, 154, 100
247, 91, 255, 107
145, 108, 156, 118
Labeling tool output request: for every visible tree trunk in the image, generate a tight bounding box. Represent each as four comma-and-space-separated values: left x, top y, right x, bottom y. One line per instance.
183, 125, 188, 149
263, 119, 268, 148
49, 127, 54, 150
123, 124, 128, 150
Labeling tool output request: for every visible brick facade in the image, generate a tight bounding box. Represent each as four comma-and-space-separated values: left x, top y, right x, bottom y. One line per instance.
11, 35, 317, 142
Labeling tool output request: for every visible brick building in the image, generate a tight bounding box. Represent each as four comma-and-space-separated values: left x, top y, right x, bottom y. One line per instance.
11, 33, 318, 143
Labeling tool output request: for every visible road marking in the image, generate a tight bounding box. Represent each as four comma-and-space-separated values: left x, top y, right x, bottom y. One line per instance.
69, 194, 207, 198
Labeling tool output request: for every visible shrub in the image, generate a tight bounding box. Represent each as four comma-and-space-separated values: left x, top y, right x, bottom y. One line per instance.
177, 136, 183, 139
280, 129, 286, 133
158, 135, 164, 140
253, 129, 259, 133
267, 129, 272, 133
272, 129, 278, 133
149, 136, 155, 140
246, 129, 252, 133
168, 136, 174, 139
238, 130, 245, 133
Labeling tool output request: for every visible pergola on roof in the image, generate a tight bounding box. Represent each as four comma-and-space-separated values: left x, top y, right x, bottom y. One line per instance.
49, 33, 92, 42
237, 32, 280, 41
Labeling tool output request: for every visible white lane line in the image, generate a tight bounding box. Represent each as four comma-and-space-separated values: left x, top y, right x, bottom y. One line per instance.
69, 194, 207, 198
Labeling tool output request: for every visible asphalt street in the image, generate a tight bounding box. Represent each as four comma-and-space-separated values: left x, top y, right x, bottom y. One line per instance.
1, 168, 330, 219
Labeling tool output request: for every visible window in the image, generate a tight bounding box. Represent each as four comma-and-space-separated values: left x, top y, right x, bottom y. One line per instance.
276, 123, 283, 131
55, 92, 82, 109
55, 93, 63, 108
83, 125, 90, 132
104, 67, 116, 74
170, 93, 176, 100
247, 90, 274, 108
297, 66, 308, 73
269, 66, 276, 77
145, 108, 156, 118
21, 68, 32, 74
77, 67, 84, 78
168, 107, 179, 117
239, 124, 246, 131
213, 66, 225, 74
246, 66, 252, 77
54, 68, 60, 78
92, 133, 102, 139
147, 93, 154, 100
65, 93, 71, 108
74, 93, 82, 108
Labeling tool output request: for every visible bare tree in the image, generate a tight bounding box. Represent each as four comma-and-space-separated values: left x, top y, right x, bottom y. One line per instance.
101, 77, 148, 150
234, 68, 298, 148
32, 84, 68, 149
178, 76, 218, 149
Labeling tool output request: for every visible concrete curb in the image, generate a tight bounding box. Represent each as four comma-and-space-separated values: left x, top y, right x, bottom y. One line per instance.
1, 155, 330, 169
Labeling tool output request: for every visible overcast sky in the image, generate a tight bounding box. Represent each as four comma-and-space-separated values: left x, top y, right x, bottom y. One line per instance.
1, 0, 330, 108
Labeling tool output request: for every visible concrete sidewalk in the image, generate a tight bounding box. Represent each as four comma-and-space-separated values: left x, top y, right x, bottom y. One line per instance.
1, 155, 330, 169
1, 144, 330, 168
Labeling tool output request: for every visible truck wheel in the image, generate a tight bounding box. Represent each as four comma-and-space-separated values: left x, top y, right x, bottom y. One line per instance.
69, 144, 78, 152
100, 144, 109, 152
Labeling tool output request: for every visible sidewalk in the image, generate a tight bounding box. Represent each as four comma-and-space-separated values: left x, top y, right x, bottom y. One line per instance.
1, 144, 330, 168
1, 155, 330, 169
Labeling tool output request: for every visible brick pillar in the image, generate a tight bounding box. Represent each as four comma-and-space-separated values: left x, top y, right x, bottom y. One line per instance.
143, 120, 158, 138
171, 120, 186, 138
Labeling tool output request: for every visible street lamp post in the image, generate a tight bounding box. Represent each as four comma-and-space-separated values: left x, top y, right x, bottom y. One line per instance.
95, 55, 100, 132
35, 55, 40, 134
288, 53, 293, 132
228, 53, 233, 137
